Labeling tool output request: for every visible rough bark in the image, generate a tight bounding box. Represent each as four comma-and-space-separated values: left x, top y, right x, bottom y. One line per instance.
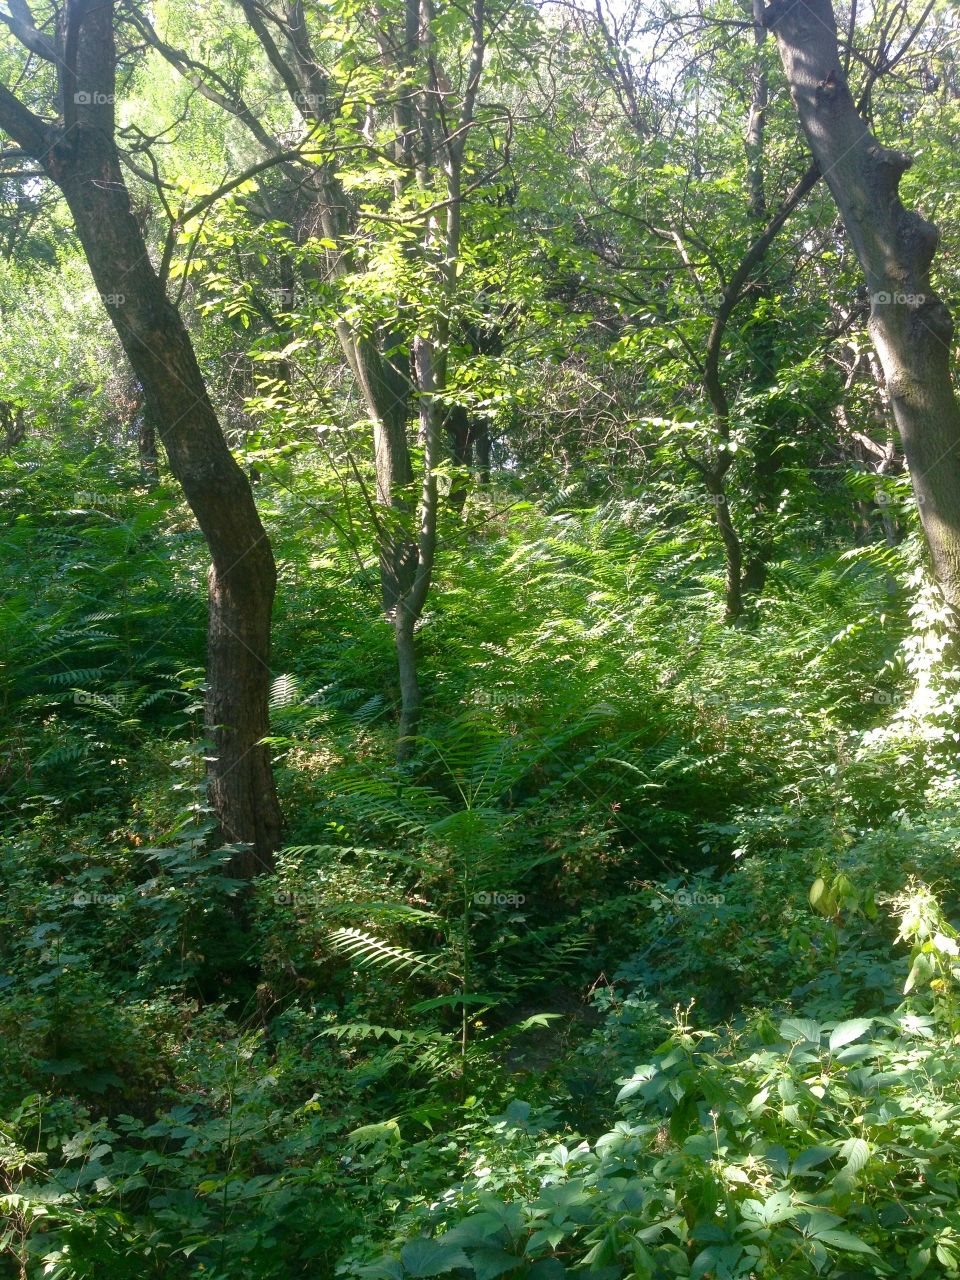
768, 0, 960, 612
745, 0, 769, 221
136, 402, 160, 482
0, 1, 282, 873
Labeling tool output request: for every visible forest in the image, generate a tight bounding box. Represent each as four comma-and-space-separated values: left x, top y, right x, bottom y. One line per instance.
2, 0, 960, 1275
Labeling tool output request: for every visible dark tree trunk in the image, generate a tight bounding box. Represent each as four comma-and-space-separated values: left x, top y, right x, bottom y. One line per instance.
474, 420, 491, 483
706, 478, 746, 623
0, 1, 282, 873
137, 405, 159, 482
445, 403, 473, 511
769, 0, 960, 613
56, 163, 282, 874
0, 401, 25, 455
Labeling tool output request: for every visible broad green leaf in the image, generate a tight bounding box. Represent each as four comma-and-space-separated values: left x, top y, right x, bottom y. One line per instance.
839, 1137, 870, 1173
470, 1247, 524, 1280
504, 1100, 531, 1126
779, 1018, 821, 1045
904, 952, 935, 993
791, 1146, 834, 1175
691, 1244, 744, 1279
828, 1019, 873, 1052
813, 1229, 876, 1254
348, 1119, 401, 1146
400, 1238, 471, 1277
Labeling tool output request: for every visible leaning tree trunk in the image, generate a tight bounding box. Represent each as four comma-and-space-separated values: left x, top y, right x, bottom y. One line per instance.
0, 0, 282, 874
768, 0, 960, 612
55, 154, 283, 876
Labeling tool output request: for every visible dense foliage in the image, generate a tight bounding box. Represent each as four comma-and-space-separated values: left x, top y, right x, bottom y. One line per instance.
2, 0, 960, 1277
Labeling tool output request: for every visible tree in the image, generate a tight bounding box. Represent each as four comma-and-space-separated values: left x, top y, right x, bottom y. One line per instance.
0, 0, 283, 873
138, 0, 506, 754
769, 0, 960, 615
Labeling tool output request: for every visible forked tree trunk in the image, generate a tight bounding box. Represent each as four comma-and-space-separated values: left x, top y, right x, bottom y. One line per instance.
769, 0, 960, 612
0, 1, 282, 874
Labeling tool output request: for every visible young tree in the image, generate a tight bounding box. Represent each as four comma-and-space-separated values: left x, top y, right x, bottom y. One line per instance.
139, 0, 505, 753
0, 0, 283, 872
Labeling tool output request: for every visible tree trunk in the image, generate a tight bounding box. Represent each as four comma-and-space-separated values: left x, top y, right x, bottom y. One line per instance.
0, 1, 282, 873
394, 332, 442, 760
706, 478, 746, 623
56, 168, 282, 874
769, 0, 960, 612
137, 404, 159, 482
742, 6, 781, 597
394, 611, 421, 758
474, 421, 491, 483
445, 403, 473, 512
342, 329, 417, 613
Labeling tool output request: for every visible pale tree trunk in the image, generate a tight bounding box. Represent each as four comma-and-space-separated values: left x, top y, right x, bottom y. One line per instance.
161, 0, 484, 750
0, 0, 282, 874
142, 0, 473, 751
234, 0, 418, 618
388, 0, 487, 756
769, 0, 960, 612
396, 334, 442, 757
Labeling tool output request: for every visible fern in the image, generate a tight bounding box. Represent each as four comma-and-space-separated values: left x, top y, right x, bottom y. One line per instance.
328, 928, 447, 978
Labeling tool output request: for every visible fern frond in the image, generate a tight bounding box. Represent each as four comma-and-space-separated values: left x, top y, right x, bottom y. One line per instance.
328, 927, 445, 977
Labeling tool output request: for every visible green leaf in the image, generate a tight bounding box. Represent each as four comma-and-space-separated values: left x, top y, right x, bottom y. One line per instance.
470, 1247, 523, 1280
348, 1119, 401, 1146
839, 1137, 870, 1174
359, 1261, 404, 1280
760, 1191, 798, 1225
812, 1229, 876, 1254
528, 1261, 565, 1280
779, 1018, 821, 1045
504, 1100, 531, 1126
691, 1244, 744, 1279
908, 1246, 931, 1277
904, 951, 935, 993
400, 1238, 471, 1277
791, 1146, 834, 1175
829, 1019, 873, 1052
